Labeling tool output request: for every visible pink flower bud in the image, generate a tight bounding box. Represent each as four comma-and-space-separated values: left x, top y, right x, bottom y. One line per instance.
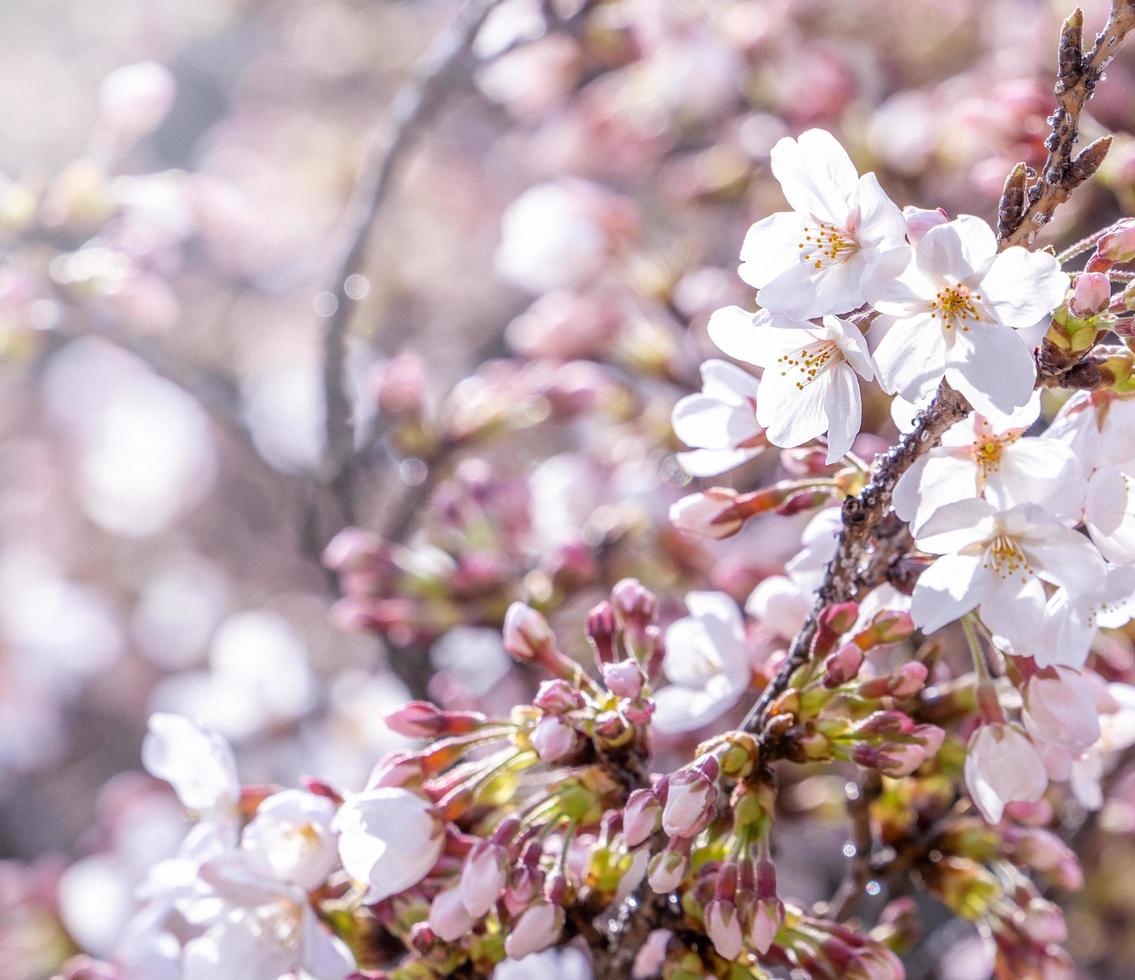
429, 883, 476, 941
460, 841, 509, 918
531, 715, 576, 763
99, 62, 175, 139
533, 679, 585, 714
624, 789, 661, 846
603, 660, 644, 699
385, 701, 485, 738
904, 205, 950, 244
1069, 272, 1112, 317
1023, 667, 1101, 752
661, 767, 716, 837
669, 489, 744, 539
1013, 827, 1076, 873
822, 644, 864, 687
505, 902, 564, 959
586, 600, 618, 664
611, 579, 658, 642
503, 603, 555, 662
647, 845, 689, 893
889, 662, 929, 698
705, 900, 743, 960
632, 929, 673, 979
366, 750, 424, 789
1094, 219, 1135, 266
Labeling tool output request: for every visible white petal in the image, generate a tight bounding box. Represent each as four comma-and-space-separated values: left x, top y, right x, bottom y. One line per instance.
652, 678, 745, 734
1023, 524, 1106, 595
871, 311, 948, 399
676, 447, 762, 478
989, 438, 1081, 518
981, 575, 1048, 654
770, 129, 858, 220
707, 306, 766, 366
822, 365, 862, 462
852, 172, 908, 250
910, 552, 986, 633
944, 324, 1036, 416
902, 456, 980, 533
1086, 466, 1135, 564
756, 256, 863, 319
699, 358, 761, 403
738, 212, 809, 289
824, 315, 875, 381
915, 497, 997, 554
916, 215, 997, 283
981, 248, 1070, 328
672, 394, 757, 451
301, 906, 356, 979
756, 369, 832, 449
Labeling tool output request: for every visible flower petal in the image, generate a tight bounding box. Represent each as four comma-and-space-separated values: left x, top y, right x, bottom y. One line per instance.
945, 323, 1036, 416
980, 247, 1070, 328
910, 552, 986, 633
770, 129, 858, 220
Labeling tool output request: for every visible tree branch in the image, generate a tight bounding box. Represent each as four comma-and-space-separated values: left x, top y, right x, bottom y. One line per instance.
317, 0, 505, 521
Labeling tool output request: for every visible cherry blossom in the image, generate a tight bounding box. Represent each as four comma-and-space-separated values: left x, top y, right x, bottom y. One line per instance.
671, 359, 766, 477
141, 713, 239, 824
910, 499, 1106, 653
1040, 564, 1135, 669
708, 306, 875, 462
965, 723, 1049, 824
1022, 668, 1101, 753
1084, 461, 1135, 564
738, 128, 908, 318
332, 788, 444, 902
653, 592, 750, 733
892, 394, 1081, 532
868, 215, 1069, 415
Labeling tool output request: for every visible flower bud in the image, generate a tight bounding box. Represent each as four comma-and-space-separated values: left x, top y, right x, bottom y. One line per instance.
503, 603, 556, 662
385, 701, 485, 738
1069, 272, 1112, 318
460, 841, 509, 918
1090, 218, 1135, 268
705, 900, 743, 960
647, 840, 691, 893
505, 902, 564, 959
669, 489, 744, 539
661, 766, 717, 838
533, 679, 585, 714
603, 660, 644, 699
531, 715, 577, 763
586, 600, 618, 664
430, 883, 476, 941
814, 602, 859, 657
822, 644, 864, 687
1022, 667, 1101, 752
624, 789, 662, 846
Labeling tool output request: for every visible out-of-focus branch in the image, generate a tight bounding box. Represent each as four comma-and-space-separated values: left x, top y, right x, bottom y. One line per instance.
998, 1, 1135, 248
317, 0, 505, 522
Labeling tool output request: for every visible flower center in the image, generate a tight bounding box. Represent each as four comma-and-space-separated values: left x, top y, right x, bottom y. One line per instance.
971, 433, 1018, 489
777, 340, 842, 391
930, 285, 982, 331
983, 533, 1030, 580
798, 222, 859, 270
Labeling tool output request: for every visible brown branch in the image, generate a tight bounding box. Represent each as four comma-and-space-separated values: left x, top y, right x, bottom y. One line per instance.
998, 2, 1135, 248
317, 0, 505, 522
740, 382, 971, 735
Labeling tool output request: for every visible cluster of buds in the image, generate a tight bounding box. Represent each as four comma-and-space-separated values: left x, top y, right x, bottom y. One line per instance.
362, 582, 665, 973
757, 603, 944, 778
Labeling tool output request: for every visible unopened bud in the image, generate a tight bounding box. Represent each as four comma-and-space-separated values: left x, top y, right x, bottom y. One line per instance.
1069, 272, 1112, 318
503, 603, 556, 662
669, 488, 744, 539
603, 659, 644, 699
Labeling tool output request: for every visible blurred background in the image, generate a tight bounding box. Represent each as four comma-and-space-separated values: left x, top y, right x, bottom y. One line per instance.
1, 0, 1134, 977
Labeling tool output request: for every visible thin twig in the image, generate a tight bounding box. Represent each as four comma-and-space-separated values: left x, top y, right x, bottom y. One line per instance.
998, 2, 1135, 248
317, 0, 505, 521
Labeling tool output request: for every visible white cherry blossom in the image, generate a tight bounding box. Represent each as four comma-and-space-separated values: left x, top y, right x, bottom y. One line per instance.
240, 790, 339, 892
965, 723, 1049, 824
1044, 389, 1135, 467
892, 394, 1081, 532
671, 359, 766, 477
142, 713, 239, 823
709, 306, 875, 463
332, 787, 444, 902
182, 853, 355, 980
1040, 563, 1135, 669
910, 499, 1106, 653
867, 215, 1069, 415
738, 129, 908, 318
654, 592, 750, 733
